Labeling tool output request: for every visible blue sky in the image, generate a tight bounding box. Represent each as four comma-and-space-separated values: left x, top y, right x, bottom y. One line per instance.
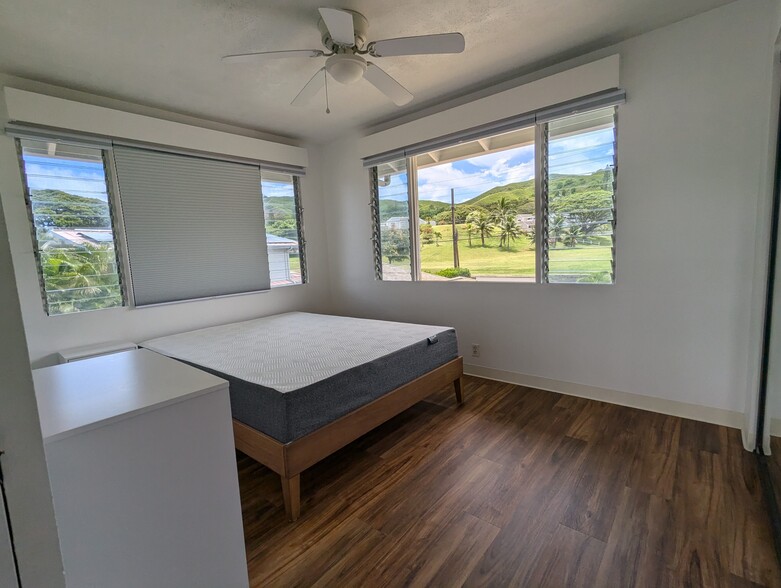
24, 127, 614, 206
381, 127, 615, 204
23, 154, 109, 201
24, 154, 296, 201
261, 179, 294, 198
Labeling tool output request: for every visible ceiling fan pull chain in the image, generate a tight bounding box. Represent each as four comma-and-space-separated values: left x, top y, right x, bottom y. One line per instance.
324, 69, 331, 114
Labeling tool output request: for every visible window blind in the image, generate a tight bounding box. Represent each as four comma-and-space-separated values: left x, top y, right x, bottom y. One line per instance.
112, 146, 271, 305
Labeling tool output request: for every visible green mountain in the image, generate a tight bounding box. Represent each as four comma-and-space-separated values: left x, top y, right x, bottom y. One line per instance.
30, 189, 111, 228
262, 196, 296, 221
378, 199, 410, 222
460, 179, 535, 208
413, 169, 612, 220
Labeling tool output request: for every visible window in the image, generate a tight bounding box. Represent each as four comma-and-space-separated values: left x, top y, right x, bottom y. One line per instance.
14, 125, 308, 311
262, 171, 307, 286
544, 108, 616, 283
17, 139, 124, 315
369, 105, 618, 284
371, 158, 412, 281
415, 126, 536, 281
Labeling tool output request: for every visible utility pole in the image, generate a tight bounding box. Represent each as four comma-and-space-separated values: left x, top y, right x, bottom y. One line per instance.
451, 188, 460, 268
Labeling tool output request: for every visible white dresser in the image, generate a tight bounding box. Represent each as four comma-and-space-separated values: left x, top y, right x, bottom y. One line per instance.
33, 349, 249, 588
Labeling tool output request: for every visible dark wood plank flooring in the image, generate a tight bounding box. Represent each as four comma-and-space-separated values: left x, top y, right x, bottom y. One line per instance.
238, 376, 781, 587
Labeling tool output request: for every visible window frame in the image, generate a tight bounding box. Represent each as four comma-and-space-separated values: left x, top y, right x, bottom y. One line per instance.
369, 105, 618, 285
292, 175, 308, 285
15, 138, 129, 315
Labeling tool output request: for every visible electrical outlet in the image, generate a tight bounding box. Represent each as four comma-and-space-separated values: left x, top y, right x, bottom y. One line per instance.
472, 344, 480, 357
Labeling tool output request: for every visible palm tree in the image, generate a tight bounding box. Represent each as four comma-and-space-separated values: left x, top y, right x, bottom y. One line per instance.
549, 215, 566, 248
466, 210, 494, 247
464, 222, 475, 247
490, 197, 516, 224
562, 225, 582, 248
41, 244, 122, 313
497, 213, 522, 249
524, 227, 535, 250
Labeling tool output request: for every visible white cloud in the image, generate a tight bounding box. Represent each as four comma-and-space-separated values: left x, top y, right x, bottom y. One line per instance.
417, 157, 536, 203
417, 162, 493, 202
24, 162, 108, 200
488, 159, 535, 184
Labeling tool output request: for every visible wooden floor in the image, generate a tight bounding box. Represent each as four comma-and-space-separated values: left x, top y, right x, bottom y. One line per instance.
238, 376, 781, 587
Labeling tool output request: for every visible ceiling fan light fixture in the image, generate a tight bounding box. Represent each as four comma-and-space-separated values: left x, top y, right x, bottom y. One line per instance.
325, 54, 367, 85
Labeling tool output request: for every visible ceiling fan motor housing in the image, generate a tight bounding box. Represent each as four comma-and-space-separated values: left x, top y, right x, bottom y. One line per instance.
325, 54, 367, 84
318, 10, 369, 51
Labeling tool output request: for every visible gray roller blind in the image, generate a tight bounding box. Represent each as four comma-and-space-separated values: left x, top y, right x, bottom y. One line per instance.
113, 146, 270, 306
362, 88, 626, 167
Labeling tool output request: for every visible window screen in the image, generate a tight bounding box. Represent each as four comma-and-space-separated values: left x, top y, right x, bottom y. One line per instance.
17, 138, 124, 315
261, 171, 306, 286
370, 159, 413, 281
544, 107, 617, 283
112, 146, 270, 305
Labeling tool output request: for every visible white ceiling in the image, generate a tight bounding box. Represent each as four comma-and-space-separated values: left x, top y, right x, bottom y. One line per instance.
0, 0, 732, 143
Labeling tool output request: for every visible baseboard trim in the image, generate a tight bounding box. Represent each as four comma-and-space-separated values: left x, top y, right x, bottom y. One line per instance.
772, 418, 781, 437
463, 364, 744, 430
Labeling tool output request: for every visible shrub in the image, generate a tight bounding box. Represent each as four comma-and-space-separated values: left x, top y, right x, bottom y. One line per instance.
436, 267, 472, 279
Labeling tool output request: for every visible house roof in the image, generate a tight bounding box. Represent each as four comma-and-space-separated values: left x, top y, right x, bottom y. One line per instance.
266, 233, 298, 250
50, 228, 114, 247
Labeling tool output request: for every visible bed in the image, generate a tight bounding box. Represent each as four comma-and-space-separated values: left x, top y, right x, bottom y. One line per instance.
141, 312, 463, 521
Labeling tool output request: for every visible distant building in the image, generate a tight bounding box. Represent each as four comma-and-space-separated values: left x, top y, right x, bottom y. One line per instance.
266, 233, 299, 285
381, 217, 428, 230
516, 214, 535, 230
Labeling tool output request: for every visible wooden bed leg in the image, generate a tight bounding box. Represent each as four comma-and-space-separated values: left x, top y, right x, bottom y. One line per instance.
281, 474, 300, 522
454, 377, 464, 406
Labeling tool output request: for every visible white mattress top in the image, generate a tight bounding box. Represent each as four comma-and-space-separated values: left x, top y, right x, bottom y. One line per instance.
141, 312, 453, 393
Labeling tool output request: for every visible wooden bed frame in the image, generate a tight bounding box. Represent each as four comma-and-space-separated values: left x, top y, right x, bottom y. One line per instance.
233, 356, 464, 521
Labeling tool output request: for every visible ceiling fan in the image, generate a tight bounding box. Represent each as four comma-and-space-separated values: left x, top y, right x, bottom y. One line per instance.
223, 7, 465, 110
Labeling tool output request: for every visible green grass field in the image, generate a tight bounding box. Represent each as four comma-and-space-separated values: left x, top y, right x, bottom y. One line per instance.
419, 224, 611, 278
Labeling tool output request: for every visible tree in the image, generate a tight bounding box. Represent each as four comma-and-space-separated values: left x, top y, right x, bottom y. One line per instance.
40, 243, 122, 313
562, 225, 583, 248
433, 204, 476, 225
466, 209, 494, 247
497, 213, 522, 249
489, 197, 517, 224
524, 227, 535, 250
550, 190, 613, 237
382, 229, 410, 263
464, 222, 475, 247
549, 215, 566, 248
420, 223, 435, 244
30, 190, 111, 228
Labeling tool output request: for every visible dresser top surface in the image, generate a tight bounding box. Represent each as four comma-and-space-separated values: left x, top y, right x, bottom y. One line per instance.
33, 349, 227, 443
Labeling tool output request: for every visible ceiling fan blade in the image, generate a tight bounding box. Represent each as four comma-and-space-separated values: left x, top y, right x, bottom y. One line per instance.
318, 8, 356, 46
292, 68, 326, 106
364, 63, 413, 106
222, 49, 324, 64
369, 32, 465, 57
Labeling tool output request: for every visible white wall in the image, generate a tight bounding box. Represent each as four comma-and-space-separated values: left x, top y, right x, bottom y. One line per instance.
321, 0, 778, 421
760, 1, 781, 446
0, 74, 333, 367
0, 195, 64, 586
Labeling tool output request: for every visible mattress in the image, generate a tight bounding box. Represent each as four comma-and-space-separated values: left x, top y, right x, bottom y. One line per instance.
141, 312, 458, 443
